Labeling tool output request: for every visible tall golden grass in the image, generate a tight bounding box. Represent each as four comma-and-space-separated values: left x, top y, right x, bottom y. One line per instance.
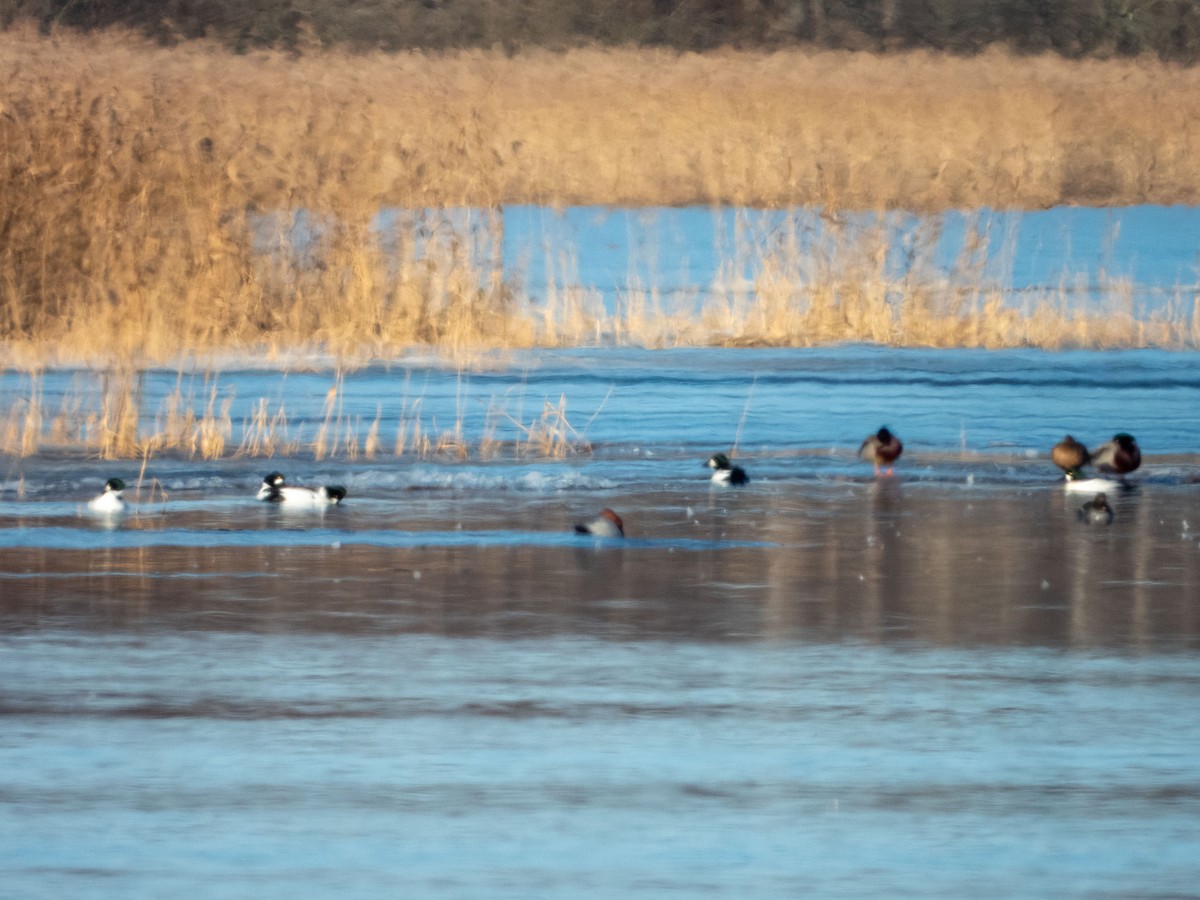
3, 27, 1200, 367
0, 365, 603, 460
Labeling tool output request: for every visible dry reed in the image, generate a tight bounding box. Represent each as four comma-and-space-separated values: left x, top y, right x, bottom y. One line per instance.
0, 367, 599, 461
9, 30, 1199, 211
4, 28, 1200, 368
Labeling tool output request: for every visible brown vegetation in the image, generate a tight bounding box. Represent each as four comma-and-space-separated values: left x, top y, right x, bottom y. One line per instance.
0, 366, 603, 460
3, 28, 1200, 368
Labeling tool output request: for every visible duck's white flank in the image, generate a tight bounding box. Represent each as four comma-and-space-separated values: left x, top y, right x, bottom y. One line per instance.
1063, 476, 1121, 493
87, 479, 128, 514
574, 508, 624, 538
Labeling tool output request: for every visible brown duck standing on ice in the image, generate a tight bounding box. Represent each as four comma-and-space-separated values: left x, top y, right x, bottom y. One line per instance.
860, 427, 903, 476
1051, 435, 1092, 481
1091, 433, 1141, 478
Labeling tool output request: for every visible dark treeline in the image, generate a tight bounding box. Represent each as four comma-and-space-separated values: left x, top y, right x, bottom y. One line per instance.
2, 0, 1200, 60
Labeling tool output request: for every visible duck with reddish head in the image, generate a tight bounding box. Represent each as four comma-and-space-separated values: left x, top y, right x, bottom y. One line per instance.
574, 508, 624, 538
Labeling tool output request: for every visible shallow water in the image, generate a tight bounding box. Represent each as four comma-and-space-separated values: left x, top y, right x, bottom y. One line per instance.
3, 342, 1200, 897
5, 345, 1200, 488
499, 204, 1200, 314
385, 204, 1200, 315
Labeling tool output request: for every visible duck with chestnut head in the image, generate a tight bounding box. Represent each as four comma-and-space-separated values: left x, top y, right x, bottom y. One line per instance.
574, 508, 624, 539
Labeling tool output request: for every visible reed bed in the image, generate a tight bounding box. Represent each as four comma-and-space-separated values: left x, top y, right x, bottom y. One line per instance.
3, 26, 1200, 372
0, 367, 600, 461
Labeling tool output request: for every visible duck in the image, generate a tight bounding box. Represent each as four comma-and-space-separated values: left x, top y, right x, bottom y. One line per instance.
574, 508, 624, 538
1077, 492, 1114, 525
1091, 433, 1141, 477
1051, 435, 1091, 480
256, 472, 347, 506
87, 478, 128, 513
706, 452, 749, 485
860, 427, 903, 476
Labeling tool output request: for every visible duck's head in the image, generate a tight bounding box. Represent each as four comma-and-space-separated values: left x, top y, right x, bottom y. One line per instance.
1113, 433, 1138, 450
876, 427, 894, 442
256, 472, 286, 501
1053, 435, 1090, 477
706, 453, 732, 470
599, 508, 624, 534
103, 478, 126, 494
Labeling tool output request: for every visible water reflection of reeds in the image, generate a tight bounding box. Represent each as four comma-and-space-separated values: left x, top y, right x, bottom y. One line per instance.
3, 487, 1197, 650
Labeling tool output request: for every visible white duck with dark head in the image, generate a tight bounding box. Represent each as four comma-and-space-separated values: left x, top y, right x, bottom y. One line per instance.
87, 478, 128, 514
705, 453, 749, 486
256, 472, 347, 507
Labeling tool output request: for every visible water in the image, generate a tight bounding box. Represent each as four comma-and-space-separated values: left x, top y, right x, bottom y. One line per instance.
5, 346, 1200, 487
3, 637, 1199, 898
428, 203, 1200, 314
4, 207, 1200, 897
304, 204, 1200, 320
4, 349, 1200, 898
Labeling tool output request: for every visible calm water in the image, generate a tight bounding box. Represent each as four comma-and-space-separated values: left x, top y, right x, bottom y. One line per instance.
295, 203, 1200, 318
498, 204, 1200, 314
3, 348, 1200, 898
4, 206, 1200, 897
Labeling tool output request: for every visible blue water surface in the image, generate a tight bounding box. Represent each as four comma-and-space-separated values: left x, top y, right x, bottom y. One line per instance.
2, 635, 1198, 898
369, 203, 1200, 315
3, 205, 1200, 899
3, 346, 1198, 498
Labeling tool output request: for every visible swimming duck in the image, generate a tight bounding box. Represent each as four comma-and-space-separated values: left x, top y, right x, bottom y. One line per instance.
574, 508, 624, 538
1051, 435, 1092, 480
87, 478, 128, 513
1091, 433, 1141, 477
1078, 493, 1114, 525
706, 452, 749, 485
256, 472, 347, 506
860, 427, 903, 476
